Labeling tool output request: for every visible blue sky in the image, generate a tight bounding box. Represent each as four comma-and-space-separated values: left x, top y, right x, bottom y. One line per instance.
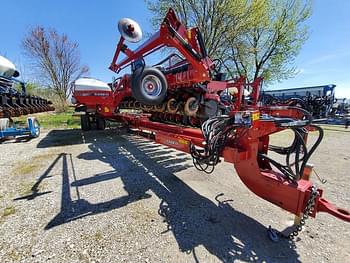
1, 0, 349, 98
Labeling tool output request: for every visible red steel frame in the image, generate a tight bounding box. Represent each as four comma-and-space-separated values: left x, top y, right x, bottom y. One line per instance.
109, 9, 212, 84
73, 8, 350, 224
115, 111, 350, 222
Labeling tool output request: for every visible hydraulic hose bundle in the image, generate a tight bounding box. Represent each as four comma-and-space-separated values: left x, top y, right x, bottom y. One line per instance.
261, 125, 324, 181
260, 106, 324, 181
191, 106, 324, 183
190, 115, 237, 174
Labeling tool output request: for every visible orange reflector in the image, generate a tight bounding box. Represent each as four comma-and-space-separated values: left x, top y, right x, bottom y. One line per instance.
178, 138, 189, 145
252, 112, 260, 121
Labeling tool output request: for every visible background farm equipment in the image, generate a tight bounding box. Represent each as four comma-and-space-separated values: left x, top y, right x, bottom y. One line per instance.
260, 84, 336, 119
72, 8, 350, 237
0, 56, 54, 119
0, 116, 40, 141
261, 85, 350, 127
328, 98, 350, 127
0, 55, 54, 141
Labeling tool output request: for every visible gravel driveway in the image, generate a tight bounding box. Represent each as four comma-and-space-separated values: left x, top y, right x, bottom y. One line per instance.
0, 127, 349, 262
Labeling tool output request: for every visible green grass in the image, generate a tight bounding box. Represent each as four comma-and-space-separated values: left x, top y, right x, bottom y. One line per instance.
12, 152, 59, 175
2, 206, 16, 217
13, 108, 81, 129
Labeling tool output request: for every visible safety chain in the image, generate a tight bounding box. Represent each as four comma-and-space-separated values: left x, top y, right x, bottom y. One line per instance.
289, 185, 319, 239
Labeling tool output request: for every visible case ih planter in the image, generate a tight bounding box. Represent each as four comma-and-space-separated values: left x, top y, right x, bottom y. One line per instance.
72, 9, 350, 239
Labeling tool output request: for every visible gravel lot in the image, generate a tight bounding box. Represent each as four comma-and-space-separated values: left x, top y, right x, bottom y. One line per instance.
0, 126, 349, 262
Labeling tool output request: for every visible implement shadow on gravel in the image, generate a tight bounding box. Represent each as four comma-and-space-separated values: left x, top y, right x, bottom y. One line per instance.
37, 129, 84, 147
37, 128, 127, 148
38, 129, 300, 262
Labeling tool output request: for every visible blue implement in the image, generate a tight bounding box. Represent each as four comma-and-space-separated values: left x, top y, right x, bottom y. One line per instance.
0, 117, 40, 140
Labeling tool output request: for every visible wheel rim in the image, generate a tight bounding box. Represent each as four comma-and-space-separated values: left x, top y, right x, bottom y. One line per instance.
141, 75, 162, 98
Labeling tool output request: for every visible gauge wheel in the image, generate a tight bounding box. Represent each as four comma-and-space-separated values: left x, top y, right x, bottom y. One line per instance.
184, 97, 199, 117
167, 98, 179, 114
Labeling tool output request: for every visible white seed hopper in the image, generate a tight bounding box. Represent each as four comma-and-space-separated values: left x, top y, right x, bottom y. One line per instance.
74, 78, 111, 91
0, 56, 19, 78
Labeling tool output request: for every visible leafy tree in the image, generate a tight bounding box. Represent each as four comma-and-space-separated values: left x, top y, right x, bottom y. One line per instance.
146, 0, 311, 83
22, 27, 89, 110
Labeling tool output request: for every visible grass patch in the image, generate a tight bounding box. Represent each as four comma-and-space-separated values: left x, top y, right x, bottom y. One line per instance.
14, 164, 40, 175
19, 182, 35, 196
12, 152, 58, 175
2, 206, 16, 217
13, 108, 81, 129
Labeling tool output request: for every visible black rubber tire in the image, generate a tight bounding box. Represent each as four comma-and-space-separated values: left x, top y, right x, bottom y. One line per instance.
96, 116, 106, 130
131, 67, 168, 105
80, 114, 91, 131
